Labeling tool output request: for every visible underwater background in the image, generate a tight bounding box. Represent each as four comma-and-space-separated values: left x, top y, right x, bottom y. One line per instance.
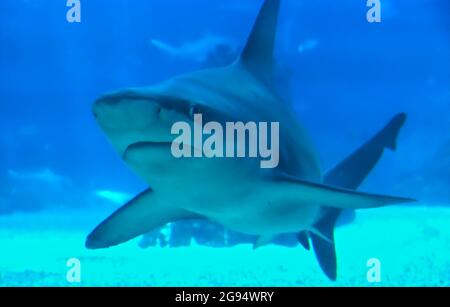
0, 0, 449, 286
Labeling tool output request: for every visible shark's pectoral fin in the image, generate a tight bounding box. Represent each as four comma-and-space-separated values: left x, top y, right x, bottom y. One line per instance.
86, 189, 199, 249
277, 174, 416, 209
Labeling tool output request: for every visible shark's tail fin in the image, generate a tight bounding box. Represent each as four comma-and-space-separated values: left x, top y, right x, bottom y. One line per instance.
296, 208, 340, 281
324, 113, 408, 190
374, 113, 407, 151
311, 208, 341, 281
297, 113, 409, 280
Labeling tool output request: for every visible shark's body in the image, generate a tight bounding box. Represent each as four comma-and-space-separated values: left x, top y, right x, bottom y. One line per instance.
87, 0, 414, 280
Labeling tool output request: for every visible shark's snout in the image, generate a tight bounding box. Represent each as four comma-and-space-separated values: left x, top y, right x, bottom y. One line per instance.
92, 100, 102, 120
92, 94, 123, 121
92, 89, 190, 157
93, 92, 122, 115
92, 96, 115, 121
92, 91, 160, 130
92, 96, 111, 123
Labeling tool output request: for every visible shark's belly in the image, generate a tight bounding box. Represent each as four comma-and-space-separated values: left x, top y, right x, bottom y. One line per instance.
163, 174, 321, 236
208, 195, 320, 236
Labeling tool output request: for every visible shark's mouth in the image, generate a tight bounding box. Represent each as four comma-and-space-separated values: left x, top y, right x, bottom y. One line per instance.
123, 141, 173, 158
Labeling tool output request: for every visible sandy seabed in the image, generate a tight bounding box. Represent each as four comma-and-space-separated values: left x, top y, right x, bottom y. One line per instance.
0, 205, 449, 287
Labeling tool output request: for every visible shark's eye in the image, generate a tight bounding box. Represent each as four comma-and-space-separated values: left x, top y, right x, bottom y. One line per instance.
155, 106, 161, 116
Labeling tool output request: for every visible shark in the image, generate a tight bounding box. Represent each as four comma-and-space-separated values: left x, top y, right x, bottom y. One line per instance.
150, 35, 237, 63
86, 0, 415, 280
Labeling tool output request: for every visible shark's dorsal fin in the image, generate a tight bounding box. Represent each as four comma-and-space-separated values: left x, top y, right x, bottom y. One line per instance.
239, 0, 281, 83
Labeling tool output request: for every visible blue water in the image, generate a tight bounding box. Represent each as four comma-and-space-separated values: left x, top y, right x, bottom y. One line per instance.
0, 0, 449, 286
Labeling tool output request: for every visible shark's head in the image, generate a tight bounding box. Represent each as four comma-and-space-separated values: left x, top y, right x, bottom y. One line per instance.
92, 89, 194, 156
